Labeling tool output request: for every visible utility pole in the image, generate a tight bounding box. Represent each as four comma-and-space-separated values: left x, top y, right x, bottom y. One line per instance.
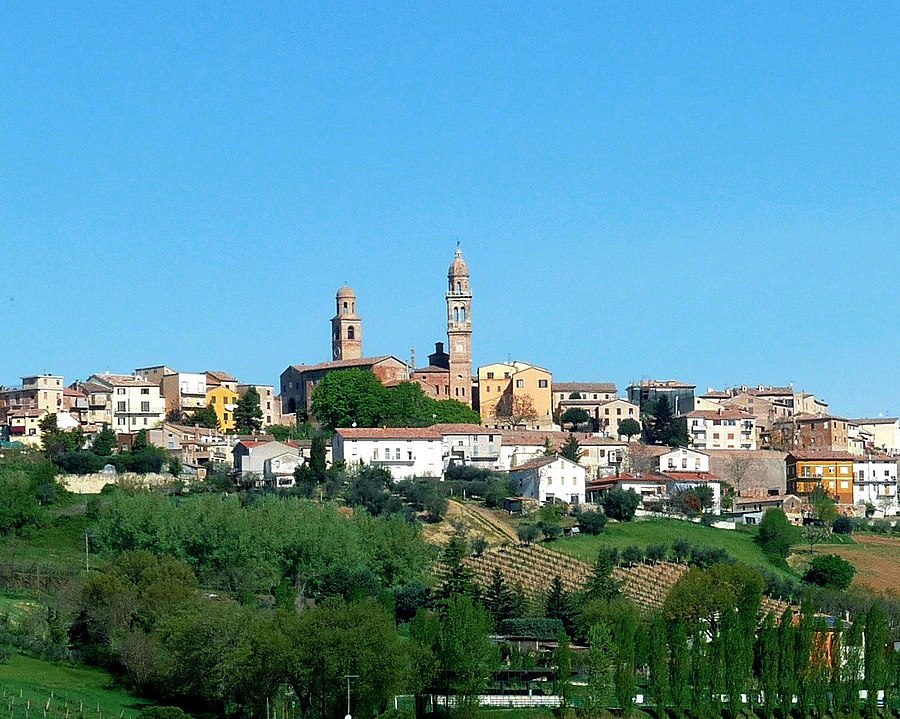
84, 532, 90, 571
344, 675, 358, 719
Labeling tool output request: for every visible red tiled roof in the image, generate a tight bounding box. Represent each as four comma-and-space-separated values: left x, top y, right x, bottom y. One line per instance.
852, 417, 899, 425
685, 409, 754, 420
291, 356, 404, 373
787, 451, 857, 461
500, 430, 625, 447
337, 427, 441, 440
432, 423, 492, 435
629, 379, 696, 389
553, 382, 617, 393
660, 471, 721, 481
510, 454, 583, 472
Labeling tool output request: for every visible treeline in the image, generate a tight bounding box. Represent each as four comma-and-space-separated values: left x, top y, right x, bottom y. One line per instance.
0, 452, 68, 536
92, 490, 434, 597
310, 370, 479, 431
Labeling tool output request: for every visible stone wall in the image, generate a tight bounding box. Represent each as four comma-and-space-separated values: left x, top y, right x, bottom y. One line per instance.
706, 449, 788, 495
60, 472, 176, 494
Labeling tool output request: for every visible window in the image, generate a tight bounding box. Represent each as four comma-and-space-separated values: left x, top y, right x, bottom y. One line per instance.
487, 372, 494, 379
839, 466, 849, 474
117, 388, 126, 395
407, 451, 413, 460
373, 449, 379, 460
516, 379, 524, 388
538, 379, 548, 388
395, 448, 401, 460
117, 401, 126, 411
143, 418, 148, 425
141, 401, 150, 412
616, 408, 622, 415
117, 417, 125, 426
728, 433, 734, 440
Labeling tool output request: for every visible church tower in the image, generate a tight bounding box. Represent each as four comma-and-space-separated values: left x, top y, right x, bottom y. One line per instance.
332, 286, 362, 361
446, 249, 473, 406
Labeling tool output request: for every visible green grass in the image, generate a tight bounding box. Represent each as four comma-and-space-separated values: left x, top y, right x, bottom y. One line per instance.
0, 655, 150, 719
552, 518, 790, 576
0, 512, 96, 571
0, 590, 40, 625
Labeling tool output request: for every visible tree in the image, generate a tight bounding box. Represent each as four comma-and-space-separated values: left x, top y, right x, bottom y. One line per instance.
801, 525, 832, 553
647, 396, 689, 447
617, 418, 641, 441
437, 532, 477, 600
517, 523, 540, 545
484, 569, 516, 626
310, 432, 327, 481
646, 615, 669, 713
577, 510, 607, 535
559, 434, 583, 463
91, 426, 117, 456
553, 631, 574, 709
435, 596, 498, 707
584, 622, 614, 713
234, 386, 263, 434
802, 554, 855, 589
722, 454, 756, 496
664, 563, 764, 628
582, 549, 619, 603
493, 393, 538, 428
756, 507, 799, 560
863, 604, 889, 718
311, 369, 388, 431
809, 484, 839, 525
545, 576, 574, 636
184, 405, 217, 429
601, 488, 641, 521
832, 515, 854, 534
561, 407, 591, 431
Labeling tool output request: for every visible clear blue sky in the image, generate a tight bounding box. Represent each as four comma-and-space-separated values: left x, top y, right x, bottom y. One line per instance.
2, 3, 898, 417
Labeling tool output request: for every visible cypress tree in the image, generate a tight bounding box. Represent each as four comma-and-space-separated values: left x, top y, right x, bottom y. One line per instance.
585, 621, 614, 713
553, 630, 573, 710
830, 617, 845, 714
668, 620, 690, 716
614, 611, 637, 717
545, 575, 574, 637
843, 617, 864, 716
582, 548, 620, 603
647, 615, 670, 717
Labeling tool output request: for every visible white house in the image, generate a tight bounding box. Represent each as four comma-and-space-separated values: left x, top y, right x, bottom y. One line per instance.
433, 423, 502, 471
851, 417, 900, 455
232, 440, 304, 487
657, 447, 722, 512
508, 454, 586, 506
585, 473, 667, 506
683, 408, 757, 450
87, 373, 166, 434
853, 455, 899, 515
332, 427, 442, 480
499, 430, 627, 477
658, 447, 710, 473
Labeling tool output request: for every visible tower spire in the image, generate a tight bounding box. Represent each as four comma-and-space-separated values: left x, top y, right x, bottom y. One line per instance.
446, 248, 472, 407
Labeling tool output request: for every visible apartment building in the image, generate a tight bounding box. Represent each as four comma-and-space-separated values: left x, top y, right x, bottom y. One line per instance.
684, 408, 757, 450
785, 451, 856, 504
477, 361, 553, 429
86, 373, 165, 433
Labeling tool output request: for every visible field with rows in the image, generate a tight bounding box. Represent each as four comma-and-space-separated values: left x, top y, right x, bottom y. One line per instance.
0, 655, 149, 719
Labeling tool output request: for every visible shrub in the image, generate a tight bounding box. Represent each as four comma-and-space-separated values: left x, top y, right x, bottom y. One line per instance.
517, 523, 540, 545
577, 510, 608, 535
803, 554, 856, 590
831, 516, 853, 534
757, 508, 798, 560
601, 488, 641, 521
645, 543, 667, 563
671, 538, 691, 563
621, 545, 643, 566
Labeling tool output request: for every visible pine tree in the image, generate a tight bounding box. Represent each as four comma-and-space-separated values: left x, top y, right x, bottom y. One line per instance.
545, 575, 574, 637
234, 386, 263, 433
484, 568, 515, 626
582, 549, 620, 603
437, 532, 477, 602
560, 434, 583, 463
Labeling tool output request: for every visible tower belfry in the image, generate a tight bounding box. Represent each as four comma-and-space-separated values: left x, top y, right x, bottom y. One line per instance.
332, 286, 362, 361
446, 248, 472, 406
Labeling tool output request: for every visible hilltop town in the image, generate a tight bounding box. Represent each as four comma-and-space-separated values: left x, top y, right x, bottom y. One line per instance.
2, 249, 897, 521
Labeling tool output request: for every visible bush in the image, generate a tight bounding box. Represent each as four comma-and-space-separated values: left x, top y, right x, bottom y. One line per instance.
498, 617, 565, 640
671, 538, 691, 563
757, 508, 798, 560
517, 523, 540, 545
601, 488, 641, 521
621, 545, 643, 566
831, 516, 854, 534
645, 543, 667, 563
803, 554, 856, 590
577, 510, 608, 535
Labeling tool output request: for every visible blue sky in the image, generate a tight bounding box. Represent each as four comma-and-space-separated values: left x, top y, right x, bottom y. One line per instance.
1, 3, 898, 417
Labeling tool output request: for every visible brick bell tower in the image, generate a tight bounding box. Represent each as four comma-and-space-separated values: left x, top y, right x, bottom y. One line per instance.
332, 285, 362, 360
446, 248, 472, 406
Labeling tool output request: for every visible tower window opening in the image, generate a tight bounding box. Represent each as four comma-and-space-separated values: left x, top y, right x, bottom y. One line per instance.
456, 281, 461, 292
343, 301, 348, 312
348, 326, 355, 340
453, 307, 459, 322
459, 307, 466, 322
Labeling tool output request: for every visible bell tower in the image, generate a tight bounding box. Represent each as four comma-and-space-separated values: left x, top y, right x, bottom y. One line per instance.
332, 286, 362, 361
446, 248, 472, 406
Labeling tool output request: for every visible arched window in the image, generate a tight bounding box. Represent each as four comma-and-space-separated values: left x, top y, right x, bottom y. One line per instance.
456, 281, 461, 292
342, 301, 348, 312
453, 307, 459, 322
351, 302, 355, 313
459, 306, 466, 322
348, 326, 355, 340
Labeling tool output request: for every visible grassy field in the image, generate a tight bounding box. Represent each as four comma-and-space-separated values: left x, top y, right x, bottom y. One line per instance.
801, 534, 900, 594
0, 511, 95, 571
0, 655, 150, 719
552, 518, 788, 576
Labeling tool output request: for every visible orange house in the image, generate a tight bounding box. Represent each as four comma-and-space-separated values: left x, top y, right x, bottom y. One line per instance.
785, 451, 856, 504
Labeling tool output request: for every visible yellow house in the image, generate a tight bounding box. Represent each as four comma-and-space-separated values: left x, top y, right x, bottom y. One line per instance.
477, 361, 552, 429
785, 451, 856, 504
206, 386, 239, 432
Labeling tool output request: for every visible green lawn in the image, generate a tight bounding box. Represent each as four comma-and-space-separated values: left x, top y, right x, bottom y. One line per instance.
0, 655, 150, 719
0, 590, 40, 625
553, 518, 789, 576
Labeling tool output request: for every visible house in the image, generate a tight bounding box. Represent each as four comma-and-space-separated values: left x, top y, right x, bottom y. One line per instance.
852, 455, 899, 515
595, 399, 642, 439
206, 386, 239, 432
3, 408, 47, 446
86, 373, 166, 434
552, 382, 620, 430
850, 417, 900, 455
160, 372, 208, 417
499, 430, 627, 477
656, 447, 722, 512
237, 384, 279, 428
232, 439, 305, 487
408, 342, 452, 399
280, 356, 408, 417
433, 423, 502, 470
0, 375, 64, 436
785, 451, 856, 504
477, 361, 553, 430
771, 415, 850, 453
626, 380, 695, 416
149, 423, 233, 469
683, 408, 757, 450
206, 371, 239, 393
332, 427, 442, 480
508, 455, 586, 506
585, 472, 668, 506
730, 494, 803, 525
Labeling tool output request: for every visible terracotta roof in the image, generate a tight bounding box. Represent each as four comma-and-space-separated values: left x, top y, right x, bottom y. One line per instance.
412, 366, 450, 374
206, 370, 237, 382
432, 423, 493, 435
660, 471, 721, 482
285, 439, 312, 449
63, 388, 86, 398
851, 417, 899, 425
553, 382, 617, 393
235, 440, 272, 449
629, 380, 696, 389
587, 472, 667, 488
292, 356, 404, 374
787, 451, 858, 461
500, 430, 625, 447
684, 409, 755, 420
337, 427, 441, 440
90, 373, 156, 388
854, 454, 898, 463
699, 390, 731, 398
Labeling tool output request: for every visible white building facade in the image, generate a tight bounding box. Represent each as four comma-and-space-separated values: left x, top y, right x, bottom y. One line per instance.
87, 373, 166, 433
508, 455, 586, 505
853, 456, 899, 515
333, 428, 442, 480
684, 409, 757, 450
